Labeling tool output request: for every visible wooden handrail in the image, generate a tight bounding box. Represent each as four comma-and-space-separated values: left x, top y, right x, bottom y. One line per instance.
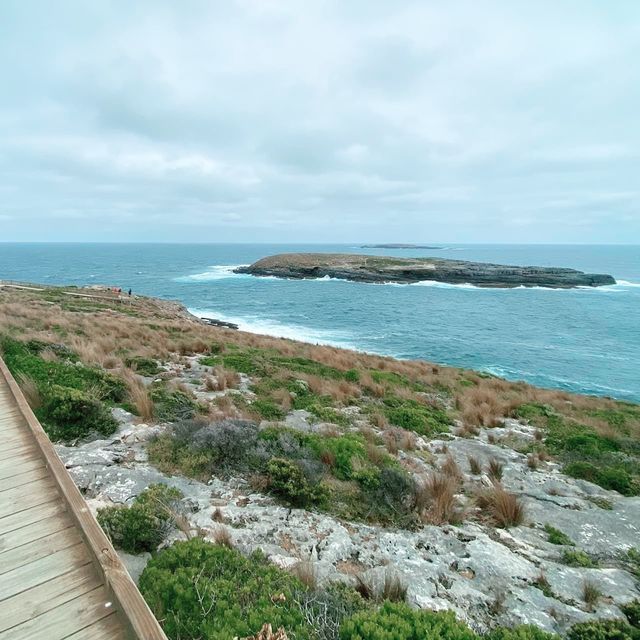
0, 356, 168, 640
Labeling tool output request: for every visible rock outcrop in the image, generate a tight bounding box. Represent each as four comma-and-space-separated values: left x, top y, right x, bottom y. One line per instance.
235, 254, 616, 288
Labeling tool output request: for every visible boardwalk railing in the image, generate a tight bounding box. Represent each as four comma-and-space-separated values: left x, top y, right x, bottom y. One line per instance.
0, 356, 168, 640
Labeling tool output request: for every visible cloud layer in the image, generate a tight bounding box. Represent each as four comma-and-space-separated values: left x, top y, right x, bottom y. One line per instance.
1, 0, 639, 242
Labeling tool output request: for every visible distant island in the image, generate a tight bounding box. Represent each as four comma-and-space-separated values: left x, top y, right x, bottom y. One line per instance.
235, 253, 616, 288
361, 243, 442, 249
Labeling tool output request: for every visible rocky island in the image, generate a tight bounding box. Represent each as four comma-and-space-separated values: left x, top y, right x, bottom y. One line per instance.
236, 253, 616, 288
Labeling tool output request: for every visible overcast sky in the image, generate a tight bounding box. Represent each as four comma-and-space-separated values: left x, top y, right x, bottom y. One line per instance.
1, 1, 639, 243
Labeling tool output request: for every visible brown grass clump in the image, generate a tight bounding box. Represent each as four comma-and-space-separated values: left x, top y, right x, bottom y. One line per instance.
383, 427, 417, 454
381, 571, 407, 602
415, 473, 463, 525
211, 507, 226, 523
211, 526, 234, 548
476, 486, 525, 528
17, 373, 42, 411
487, 458, 504, 482
292, 560, 317, 590
441, 454, 463, 481
582, 580, 601, 610
527, 454, 539, 470
467, 455, 482, 475
122, 369, 155, 421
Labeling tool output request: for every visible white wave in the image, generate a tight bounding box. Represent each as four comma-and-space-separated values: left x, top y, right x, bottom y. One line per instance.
615, 279, 640, 287
175, 265, 251, 282
188, 307, 359, 349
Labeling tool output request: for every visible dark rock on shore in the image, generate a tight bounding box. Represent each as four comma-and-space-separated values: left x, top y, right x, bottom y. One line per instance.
235, 253, 616, 288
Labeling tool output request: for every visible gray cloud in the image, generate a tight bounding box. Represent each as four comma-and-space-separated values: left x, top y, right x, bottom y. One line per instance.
1, 0, 639, 242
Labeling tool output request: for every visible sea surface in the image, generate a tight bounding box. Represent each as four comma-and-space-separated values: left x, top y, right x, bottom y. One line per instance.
1, 243, 639, 402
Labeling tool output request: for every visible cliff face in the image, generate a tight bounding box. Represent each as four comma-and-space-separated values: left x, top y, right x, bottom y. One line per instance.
235, 253, 616, 288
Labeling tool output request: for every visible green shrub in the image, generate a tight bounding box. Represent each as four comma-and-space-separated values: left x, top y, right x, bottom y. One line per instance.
39, 384, 117, 441
339, 602, 477, 640
565, 462, 633, 496
544, 524, 574, 546
567, 619, 638, 640
1, 335, 126, 401
125, 356, 161, 376
251, 398, 286, 421
139, 538, 312, 640
623, 548, 640, 578
309, 435, 367, 480
621, 599, 640, 629
382, 396, 450, 436
562, 549, 598, 568
487, 625, 560, 640
97, 484, 183, 554
267, 457, 329, 507
151, 386, 197, 422
345, 369, 360, 382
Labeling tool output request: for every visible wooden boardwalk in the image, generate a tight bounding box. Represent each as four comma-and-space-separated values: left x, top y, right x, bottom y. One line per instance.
0, 357, 167, 640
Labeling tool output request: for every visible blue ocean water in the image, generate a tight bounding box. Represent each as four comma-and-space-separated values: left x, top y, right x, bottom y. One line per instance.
1, 243, 638, 402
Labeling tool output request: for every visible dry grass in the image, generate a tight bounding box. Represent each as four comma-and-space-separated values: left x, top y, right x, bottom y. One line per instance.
582, 580, 601, 610
1, 284, 637, 445
211, 526, 234, 548
476, 486, 526, 528
211, 507, 226, 523
527, 454, 539, 470
487, 459, 504, 483
415, 473, 463, 525
122, 370, 155, 421
381, 571, 407, 602
17, 373, 42, 410
383, 427, 417, 454
291, 560, 317, 590
441, 454, 463, 481
467, 455, 482, 475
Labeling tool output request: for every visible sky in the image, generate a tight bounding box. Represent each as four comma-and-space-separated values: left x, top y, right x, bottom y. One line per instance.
1, 1, 639, 243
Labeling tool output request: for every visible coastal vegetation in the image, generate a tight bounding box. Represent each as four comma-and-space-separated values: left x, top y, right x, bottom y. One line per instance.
1, 283, 640, 639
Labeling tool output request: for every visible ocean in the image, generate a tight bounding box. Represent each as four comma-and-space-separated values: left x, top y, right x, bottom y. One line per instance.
1, 243, 638, 402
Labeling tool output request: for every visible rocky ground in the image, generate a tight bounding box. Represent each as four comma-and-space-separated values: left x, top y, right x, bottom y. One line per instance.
55, 357, 640, 636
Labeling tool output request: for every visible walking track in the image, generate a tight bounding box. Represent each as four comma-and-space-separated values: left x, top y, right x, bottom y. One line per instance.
0, 357, 167, 640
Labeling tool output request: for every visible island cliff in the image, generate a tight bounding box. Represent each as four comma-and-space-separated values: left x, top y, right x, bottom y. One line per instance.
235, 253, 616, 288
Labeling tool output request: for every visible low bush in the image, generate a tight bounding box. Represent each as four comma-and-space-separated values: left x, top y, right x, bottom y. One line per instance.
382, 396, 451, 436
567, 619, 638, 640
339, 602, 477, 640
487, 626, 560, 640
621, 599, 640, 629
151, 385, 198, 422
125, 356, 161, 377
267, 457, 329, 507
251, 398, 287, 421
97, 484, 183, 554
1, 335, 126, 401
39, 384, 118, 441
139, 538, 312, 640
562, 549, 598, 568
544, 524, 574, 546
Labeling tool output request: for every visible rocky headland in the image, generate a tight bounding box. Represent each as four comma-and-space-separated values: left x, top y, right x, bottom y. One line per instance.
235, 253, 616, 288
1, 283, 638, 639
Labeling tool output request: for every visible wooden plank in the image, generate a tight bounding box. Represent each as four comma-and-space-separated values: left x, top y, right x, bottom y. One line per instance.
0, 451, 43, 477
0, 466, 49, 493
0, 357, 168, 640
0, 586, 114, 640
0, 434, 33, 453
0, 443, 38, 462
0, 543, 91, 601
0, 512, 73, 553
0, 527, 82, 576
63, 613, 126, 640
0, 478, 58, 520
0, 565, 102, 633
0, 500, 64, 536
0, 456, 46, 482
